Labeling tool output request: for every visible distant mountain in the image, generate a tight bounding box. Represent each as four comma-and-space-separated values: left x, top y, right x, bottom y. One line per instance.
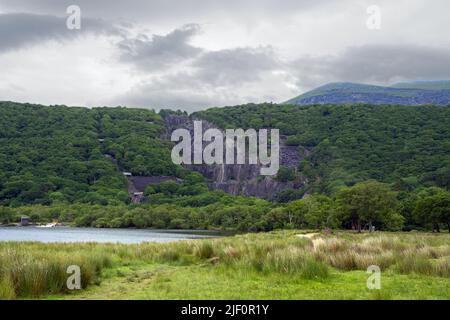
391, 80, 450, 90
286, 81, 450, 106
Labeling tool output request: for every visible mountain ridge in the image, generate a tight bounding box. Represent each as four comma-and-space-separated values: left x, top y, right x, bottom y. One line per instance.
286, 81, 450, 106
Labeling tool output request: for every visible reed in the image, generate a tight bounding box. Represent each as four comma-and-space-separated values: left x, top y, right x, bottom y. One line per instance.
0, 243, 112, 299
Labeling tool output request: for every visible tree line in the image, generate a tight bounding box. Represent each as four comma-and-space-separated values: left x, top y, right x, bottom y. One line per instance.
1, 179, 449, 232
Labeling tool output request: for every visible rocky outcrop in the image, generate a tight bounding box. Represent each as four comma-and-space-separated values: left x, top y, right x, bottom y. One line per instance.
162, 113, 307, 199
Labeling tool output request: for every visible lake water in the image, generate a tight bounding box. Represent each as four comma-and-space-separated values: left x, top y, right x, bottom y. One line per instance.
0, 227, 216, 244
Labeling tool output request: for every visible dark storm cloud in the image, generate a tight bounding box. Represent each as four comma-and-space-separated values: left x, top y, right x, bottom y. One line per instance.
291, 44, 450, 88
0, 13, 123, 52
118, 24, 202, 71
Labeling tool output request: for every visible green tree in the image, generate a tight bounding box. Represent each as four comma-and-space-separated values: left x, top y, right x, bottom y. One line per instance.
276, 166, 296, 182
337, 180, 403, 232
303, 195, 339, 229
0, 207, 16, 224
414, 188, 450, 232
157, 181, 180, 195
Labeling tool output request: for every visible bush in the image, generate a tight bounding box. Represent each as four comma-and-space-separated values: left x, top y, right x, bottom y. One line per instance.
276, 167, 296, 182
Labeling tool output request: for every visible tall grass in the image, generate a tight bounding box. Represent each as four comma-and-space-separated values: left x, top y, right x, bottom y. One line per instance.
189, 231, 449, 279
0, 242, 112, 299
0, 231, 449, 299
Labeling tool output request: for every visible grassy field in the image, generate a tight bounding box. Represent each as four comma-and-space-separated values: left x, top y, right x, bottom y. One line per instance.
0, 231, 449, 300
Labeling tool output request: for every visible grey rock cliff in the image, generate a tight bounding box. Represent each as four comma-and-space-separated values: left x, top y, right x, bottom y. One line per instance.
163, 113, 306, 199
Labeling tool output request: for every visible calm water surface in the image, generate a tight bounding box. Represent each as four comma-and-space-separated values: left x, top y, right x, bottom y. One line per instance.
0, 227, 216, 243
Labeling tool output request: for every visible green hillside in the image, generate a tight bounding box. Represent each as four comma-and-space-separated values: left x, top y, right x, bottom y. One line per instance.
195, 103, 450, 194
285, 82, 450, 105
0, 102, 177, 206
94, 107, 180, 176
0, 101, 449, 232
287, 82, 419, 101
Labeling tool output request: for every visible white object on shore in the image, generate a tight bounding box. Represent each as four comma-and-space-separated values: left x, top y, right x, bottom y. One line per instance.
37, 223, 58, 228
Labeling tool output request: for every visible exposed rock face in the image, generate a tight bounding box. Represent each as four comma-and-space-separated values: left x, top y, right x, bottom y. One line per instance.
163, 113, 306, 199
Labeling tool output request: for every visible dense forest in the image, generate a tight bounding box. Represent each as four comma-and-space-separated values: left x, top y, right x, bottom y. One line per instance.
0, 102, 179, 206
96, 107, 181, 177
194, 103, 450, 194
0, 101, 449, 232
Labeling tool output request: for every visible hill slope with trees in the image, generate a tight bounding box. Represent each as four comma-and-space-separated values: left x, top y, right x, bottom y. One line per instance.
0, 101, 449, 232
0, 102, 178, 206
194, 103, 450, 195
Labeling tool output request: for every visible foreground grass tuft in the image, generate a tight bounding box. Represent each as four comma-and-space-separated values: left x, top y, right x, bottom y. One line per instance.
0, 243, 112, 299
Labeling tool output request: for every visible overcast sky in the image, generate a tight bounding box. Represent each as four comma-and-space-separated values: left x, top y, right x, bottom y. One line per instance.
0, 0, 449, 111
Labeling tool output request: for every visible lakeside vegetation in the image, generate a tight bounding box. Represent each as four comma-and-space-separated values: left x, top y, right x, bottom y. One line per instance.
0, 231, 449, 299
1, 180, 448, 233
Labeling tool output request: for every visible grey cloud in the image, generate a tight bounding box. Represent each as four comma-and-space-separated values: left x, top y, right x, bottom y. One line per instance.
118, 43, 450, 110
117, 89, 219, 112
332, 45, 450, 83
2, 1, 449, 110
114, 32, 283, 110
113, 75, 225, 112
0, 13, 123, 52
118, 25, 280, 78
291, 44, 450, 88
0, 0, 332, 22
118, 24, 202, 71
117, 23, 281, 85
193, 46, 280, 85
112, 66, 273, 112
